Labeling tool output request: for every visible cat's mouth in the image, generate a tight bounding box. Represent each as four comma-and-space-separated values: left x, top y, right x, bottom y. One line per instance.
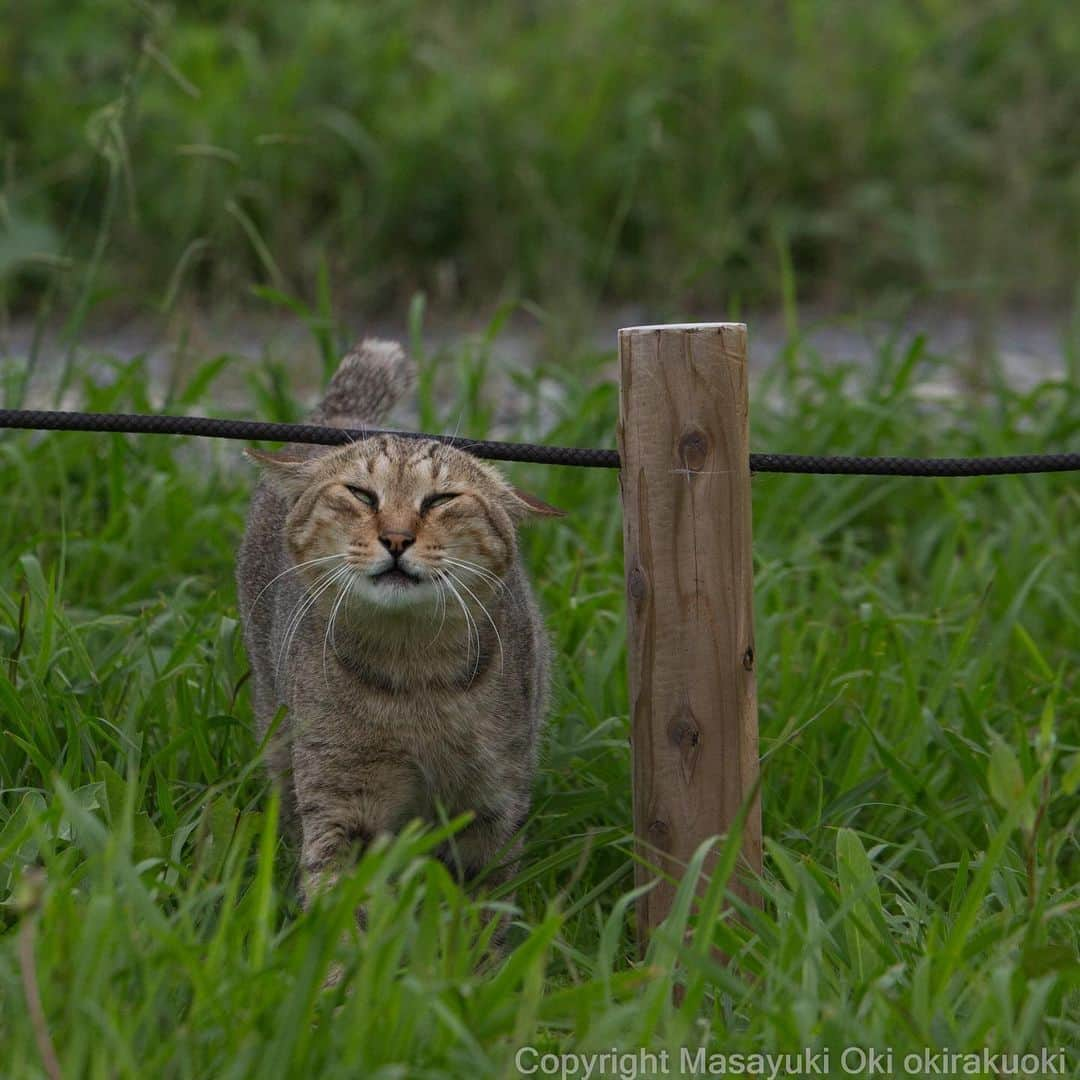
372, 566, 421, 587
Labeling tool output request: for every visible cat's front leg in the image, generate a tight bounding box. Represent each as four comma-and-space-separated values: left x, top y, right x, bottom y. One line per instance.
292, 741, 420, 906
438, 806, 525, 887
435, 805, 527, 954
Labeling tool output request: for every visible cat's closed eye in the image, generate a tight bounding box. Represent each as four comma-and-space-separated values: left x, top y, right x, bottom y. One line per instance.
346, 485, 378, 508
421, 492, 460, 513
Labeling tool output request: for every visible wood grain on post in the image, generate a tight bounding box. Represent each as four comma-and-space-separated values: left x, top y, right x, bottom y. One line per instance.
617, 323, 761, 946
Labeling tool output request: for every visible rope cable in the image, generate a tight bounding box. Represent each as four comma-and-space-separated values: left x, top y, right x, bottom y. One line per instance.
1, 408, 1078, 477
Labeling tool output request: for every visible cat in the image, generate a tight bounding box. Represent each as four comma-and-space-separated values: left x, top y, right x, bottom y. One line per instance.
236, 339, 560, 912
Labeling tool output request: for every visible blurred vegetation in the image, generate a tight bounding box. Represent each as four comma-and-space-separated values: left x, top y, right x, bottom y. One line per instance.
2, 0, 1079, 316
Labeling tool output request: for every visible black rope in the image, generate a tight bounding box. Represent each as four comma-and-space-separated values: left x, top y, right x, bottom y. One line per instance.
1, 408, 1078, 477
747, 452, 1080, 477
0, 408, 619, 468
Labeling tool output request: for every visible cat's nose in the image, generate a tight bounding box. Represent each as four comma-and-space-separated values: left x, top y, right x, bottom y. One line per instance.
379, 530, 416, 556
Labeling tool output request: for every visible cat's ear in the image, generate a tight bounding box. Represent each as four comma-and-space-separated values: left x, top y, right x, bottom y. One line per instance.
505, 487, 565, 521
245, 448, 315, 501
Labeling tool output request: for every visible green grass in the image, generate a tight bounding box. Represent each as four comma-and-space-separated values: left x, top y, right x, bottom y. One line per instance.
4, 0, 1080, 315
0, 320, 1077, 1077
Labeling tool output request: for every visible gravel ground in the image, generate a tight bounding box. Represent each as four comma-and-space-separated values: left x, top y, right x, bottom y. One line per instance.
3, 305, 1074, 433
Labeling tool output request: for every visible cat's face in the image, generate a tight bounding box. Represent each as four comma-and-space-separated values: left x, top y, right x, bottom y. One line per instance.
250, 437, 560, 611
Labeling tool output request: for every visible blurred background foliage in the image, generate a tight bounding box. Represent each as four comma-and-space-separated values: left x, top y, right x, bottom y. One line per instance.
1, 0, 1078, 317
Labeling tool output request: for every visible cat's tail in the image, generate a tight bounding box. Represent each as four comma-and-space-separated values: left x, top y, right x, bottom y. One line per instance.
310, 339, 416, 429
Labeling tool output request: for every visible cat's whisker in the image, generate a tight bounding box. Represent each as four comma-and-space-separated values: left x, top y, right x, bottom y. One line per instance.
438, 570, 481, 681
438, 558, 508, 621
447, 401, 469, 445
251, 553, 347, 610
437, 570, 449, 633
291, 565, 352, 674
328, 571, 360, 667
432, 568, 460, 639
276, 564, 342, 669
441, 556, 506, 595
283, 561, 342, 626
426, 570, 444, 634
444, 567, 514, 612
426, 569, 451, 645
432, 568, 464, 647
277, 569, 336, 679
442, 567, 505, 674
323, 569, 356, 687
276, 564, 352, 679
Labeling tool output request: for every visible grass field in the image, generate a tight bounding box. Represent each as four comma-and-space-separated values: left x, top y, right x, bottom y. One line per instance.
0, 320, 1077, 1076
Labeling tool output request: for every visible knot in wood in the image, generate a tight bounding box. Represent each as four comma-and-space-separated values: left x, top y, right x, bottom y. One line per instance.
648, 818, 671, 845
677, 428, 710, 472
743, 646, 755, 670
668, 713, 701, 750
628, 566, 648, 604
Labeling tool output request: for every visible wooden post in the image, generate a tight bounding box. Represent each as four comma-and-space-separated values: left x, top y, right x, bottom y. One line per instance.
617, 323, 761, 947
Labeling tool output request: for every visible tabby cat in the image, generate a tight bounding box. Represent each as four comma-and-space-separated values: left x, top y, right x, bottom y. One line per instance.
236, 340, 559, 906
